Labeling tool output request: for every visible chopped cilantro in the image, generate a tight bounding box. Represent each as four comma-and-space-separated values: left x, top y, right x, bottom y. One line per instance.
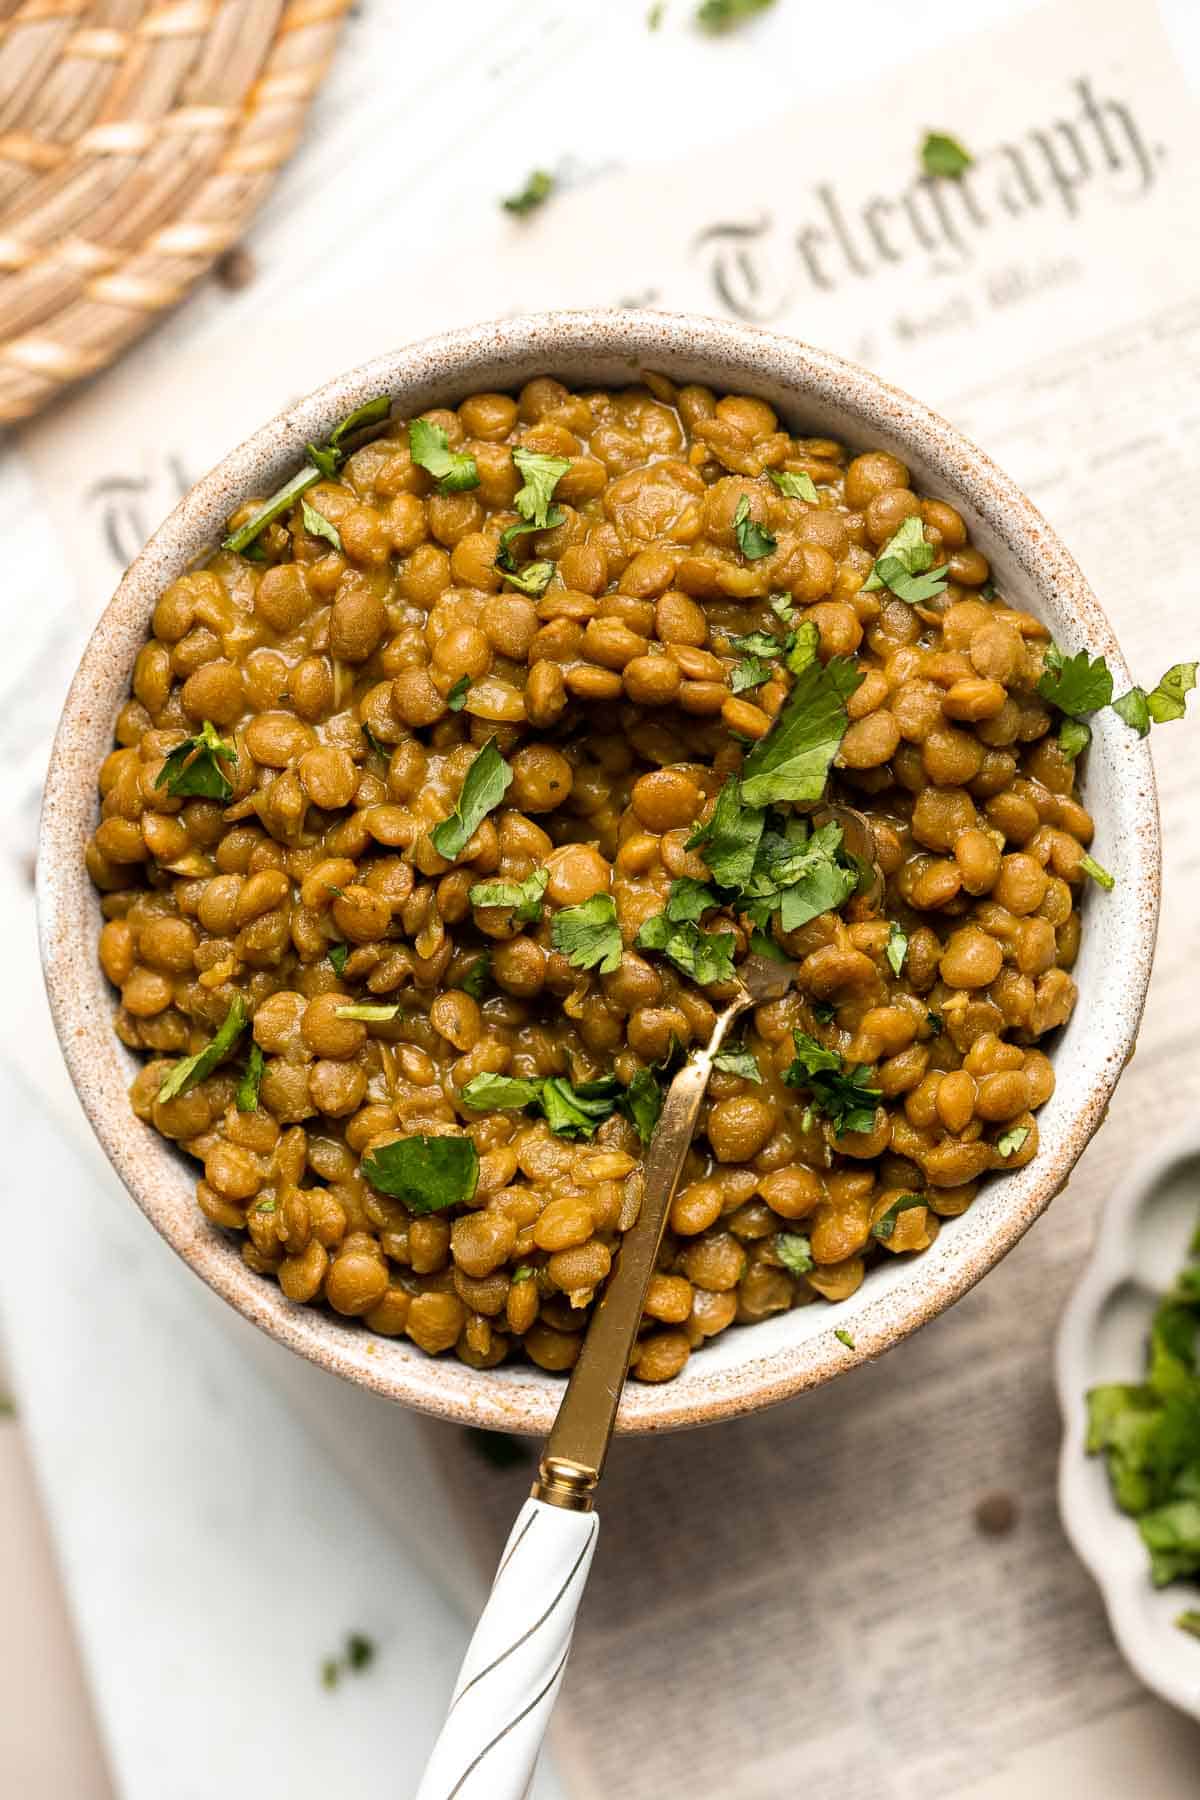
769, 591, 798, 627
921, 131, 973, 179
1113, 662, 1198, 736
409, 417, 480, 493
783, 1030, 881, 1137
155, 720, 238, 802
236, 1043, 265, 1113
499, 559, 555, 597
551, 893, 623, 974
834, 1328, 856, 1349
861, 516, 948, 604
996, 1125, 1030, 1158
334, 1003, 400, 1022
431, 739, 512, 862
687, 777, 765, 891
1059, 718, 1092, 762
812, 1000, 837, 1025
739, 654, 863, 807
619, 1066, 663, 1146
768, 469, 819, 503
696, 0, 776, 30
496, 512, 564, 572
926, 1011, 943, 1034
733, 494, 776, 560
712, 1043, 761, 1083
360, 1135, 479, 1213
328, 943, 349, 977
885, 922, 908, 978
1037, 642, 1114, 717
457, 953, 491, 1001
731, 655, 774, 693
511, 1264, 536, 1284
775, 1232, 813, 1276
470, 868, 549, 924
300, 495, 342, 551
512, 448, 571, 527
503, 170, 555, 215
636, 881, 737, 986
1176, 1611, 1200, 1640
346, 1634, 375, 1672
1079, 851, 1115, 891
222, 394, 391, 554
872, 1193, 925, 1242
461, 1071, 625, 1142
447, 674, 471, 712
158, 998, 247, 1104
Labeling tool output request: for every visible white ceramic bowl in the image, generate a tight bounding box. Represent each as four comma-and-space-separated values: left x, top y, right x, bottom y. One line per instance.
38, 309, 1161, 1435
1057, 1126, 1200, 1718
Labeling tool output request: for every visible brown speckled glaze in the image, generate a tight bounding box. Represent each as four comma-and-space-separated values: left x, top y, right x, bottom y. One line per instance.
37, 311, 1161, 1436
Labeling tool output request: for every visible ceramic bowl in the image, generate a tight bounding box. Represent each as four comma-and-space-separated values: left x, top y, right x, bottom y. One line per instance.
1056, 1126, 1200, 1718
38, 309, 1160, 1435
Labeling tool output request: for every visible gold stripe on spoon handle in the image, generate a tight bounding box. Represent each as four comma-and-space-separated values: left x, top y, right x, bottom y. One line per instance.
532, 988, 751, 1511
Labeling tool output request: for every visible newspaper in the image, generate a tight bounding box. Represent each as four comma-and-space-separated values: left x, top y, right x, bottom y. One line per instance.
10, 0, 1200, 1793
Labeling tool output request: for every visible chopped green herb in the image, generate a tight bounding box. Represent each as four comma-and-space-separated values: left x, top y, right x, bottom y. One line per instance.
739, 654, 863, 808
1059, 718, 1092, 763
223, 395, 390, 554
775, 1232, 813, 1276
155, 719, 237, 802
834, 1328, 856, 1350
996, 1125, 1030, 1158
637, 910, 736, 987
346, 1633, 375, 1672
447, 674, 471, 712
361, 722, 390, 762
885, 922, 908, 978
511, 1264, 536, 1283
861, 516, 948, 604
496, 511, 564, 573
499, 559, 555, 598
461, 1073, 542, 1112
687, 777, 765, 891
712, 1043, 761, 1083
1037, 643, 1114, 717
470, 868, 549, 924
255, 1198, 277, 1214
1175, 1610, 1200, 1640
769, 591, 798, 627
409, 417, 479, 493
552, 893, 623, 974
731, 656, 774, 693
921, 131, 973, 179
1079, 851, 1115, 891
431, 739, 513, 862
618, 1067, 663, 1146
360, 1135, 479, 1213
872, 1193, 926, 1242
729, 629, 786, 660
158, 998, 247, 1103
512, 448, 571, 528
783, 1030, 881, 1137
502, 169, 555, 215
812, 1000, 837, 1025
236, 1042, 265, 1113
324, 883, 346, 899
334, 1003, 400, 1022
328, 942, 349, 977
786, 619, 820, 677
465, 1427, 532, 1469
321, 1660, 340, 1691
733, 494, 776, 561
1113, 662, 1198, 736
926, 1011, 943, 1034
457, 953, 491, 1001
768, 469, 819, 503
749, 926, 787, 961
300, 495, 342, 551
696, 0, 776, 30
462, 1071, 624, 1142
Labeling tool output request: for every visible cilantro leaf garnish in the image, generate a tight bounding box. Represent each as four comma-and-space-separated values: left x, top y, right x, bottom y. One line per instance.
1037, 642, 1114, 717
739, 654, 863, 807
770, 592, 798, 627
462, 1071, 625, 1141
155, 720, 238, 802
1113, 662, 1198, 736
222, 395, 390, 554
430, 739, 512, 862
637, 909, 736, 987
409, 418, 480, 493
619, 1067, 663, 1146
470, 868, 549, 924
731, 656, 774, 693
511, 1264, 536, 1284
496, 512, 565, 572
512, 448, 571, 528
696, 0, 776, 31
712, 1043, 761, 1083
783, 1030, 881, 1137
1079, 851, 1115, 891
499, 560, 555, 597
456, 953, 491, 1001
861, 517, 947, 604
885, 922, 908, 978
460, 1073, 542, 1111
768, 469, 819, 503
300, 495, 342, 551
447, 675, 471, 712
361, 1135, 479, 1213
1176, 1611, 1200, 1640
158, 997, 247, 1103
729, 629, 786, 659
662, 876, 719, 923
733, 494, 776, 560
551, 893, 623, 974
996, 1125, 1030, 1158
921, 131, 973, 179
334, 1003, 400, 1022
502, 169, 554, 215
743, 817, 857, 934
834, 1328, 856, 1349
872, 1193, 925, 1242
774, 1232, 813, 1275
328, 942, 349, 977
1059, 718, 1092, 763
236, 1042, 264, 1113
687, 777, 765, 890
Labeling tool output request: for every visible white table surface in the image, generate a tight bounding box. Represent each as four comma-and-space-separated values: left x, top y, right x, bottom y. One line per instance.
4, 1, 1200, 1797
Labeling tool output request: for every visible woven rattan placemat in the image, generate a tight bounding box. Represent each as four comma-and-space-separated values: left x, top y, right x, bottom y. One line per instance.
0, 0, 350, 425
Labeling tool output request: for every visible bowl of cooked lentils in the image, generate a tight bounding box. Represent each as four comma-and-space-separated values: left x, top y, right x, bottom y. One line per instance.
38, 310, 1160, 1433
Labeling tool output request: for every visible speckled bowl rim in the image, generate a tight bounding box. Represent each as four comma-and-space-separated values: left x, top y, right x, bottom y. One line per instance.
37, 308, 1160, 1436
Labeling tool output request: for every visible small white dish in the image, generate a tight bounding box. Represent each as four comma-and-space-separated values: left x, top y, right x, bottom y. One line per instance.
1056, 1126, 1200, 1718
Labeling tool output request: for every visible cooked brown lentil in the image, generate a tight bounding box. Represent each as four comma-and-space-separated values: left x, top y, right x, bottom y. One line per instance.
89, 375, 1091, 1382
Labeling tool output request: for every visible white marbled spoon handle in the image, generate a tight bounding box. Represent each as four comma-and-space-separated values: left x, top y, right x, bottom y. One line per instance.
415, 1497, 599, 1800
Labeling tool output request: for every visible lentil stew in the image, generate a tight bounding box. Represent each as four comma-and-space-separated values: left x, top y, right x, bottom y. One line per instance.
87, 373, 1098, 1385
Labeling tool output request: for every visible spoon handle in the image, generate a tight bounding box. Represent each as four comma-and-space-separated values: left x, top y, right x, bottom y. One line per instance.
414, 1497, 599, 1800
